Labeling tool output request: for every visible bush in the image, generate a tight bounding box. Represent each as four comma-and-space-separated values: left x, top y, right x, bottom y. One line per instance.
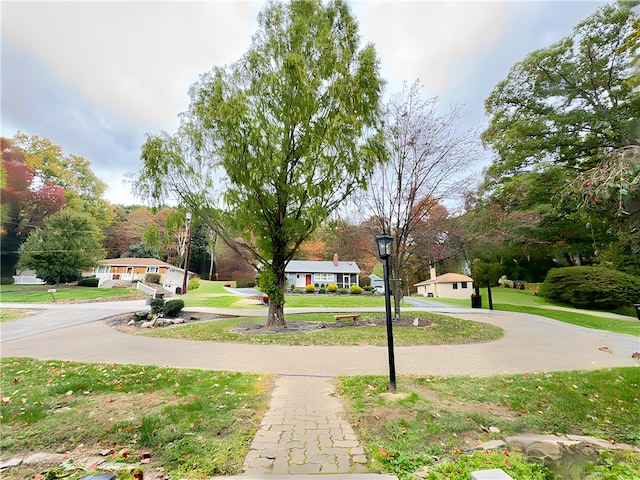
339, 288, 347, 294
188, 278, 200, 291
164, 299, 185, 318
77, 277, 99, 287
236, 280, 256, 288
363, 290, 373, 296
145, 273, 161, 284
327, 283, 338, 293
539, 266, 640, 310
349, 285, 363, 295
305, 284, 316, 293
293, 288, 302, 294
318, 288, 326, 294
150, 298, 165, 314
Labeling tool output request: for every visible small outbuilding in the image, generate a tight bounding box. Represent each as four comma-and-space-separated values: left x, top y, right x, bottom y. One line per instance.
414, 267, 473, 299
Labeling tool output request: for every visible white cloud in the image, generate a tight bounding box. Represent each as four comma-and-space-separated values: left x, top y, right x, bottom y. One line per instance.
355, 1, 509, 96
2, 1, 262, 126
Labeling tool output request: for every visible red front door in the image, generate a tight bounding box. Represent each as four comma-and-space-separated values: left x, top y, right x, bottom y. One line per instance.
305, 275, 312, 286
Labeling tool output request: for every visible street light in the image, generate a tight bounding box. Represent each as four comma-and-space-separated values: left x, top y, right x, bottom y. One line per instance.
181, 212, 192, 295
376, 234, 397, 392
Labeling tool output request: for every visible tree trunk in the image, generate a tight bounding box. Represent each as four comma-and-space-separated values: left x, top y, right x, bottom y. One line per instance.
264, 259, 287, 329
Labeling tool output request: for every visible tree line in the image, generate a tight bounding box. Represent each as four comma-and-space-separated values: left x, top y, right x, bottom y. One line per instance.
2, 0, 638, 324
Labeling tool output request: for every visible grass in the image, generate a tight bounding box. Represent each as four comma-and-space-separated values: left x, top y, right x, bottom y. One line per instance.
0, 357, 270, 479
414, 287, 640, 336
138, 311, 504, 346
0, 309, 31, 323
0, 284, 145, 303
338, 367, 640, 479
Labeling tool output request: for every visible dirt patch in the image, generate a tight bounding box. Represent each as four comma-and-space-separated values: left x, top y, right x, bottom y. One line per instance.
231, 316, 434, 335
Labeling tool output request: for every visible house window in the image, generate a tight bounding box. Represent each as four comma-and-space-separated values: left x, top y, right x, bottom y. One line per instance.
452, 282, 458, 289
314, 273, 333, 282
146, 267, 159, 273
94, 266, 109, 274
461, 282, 468, 288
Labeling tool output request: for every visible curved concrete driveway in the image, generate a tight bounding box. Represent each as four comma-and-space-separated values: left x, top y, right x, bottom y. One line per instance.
1, 302, 638, 375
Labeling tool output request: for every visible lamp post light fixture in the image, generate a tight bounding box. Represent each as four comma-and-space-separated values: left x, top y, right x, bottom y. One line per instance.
181, 212, 193, 295
376, 234, 397, 392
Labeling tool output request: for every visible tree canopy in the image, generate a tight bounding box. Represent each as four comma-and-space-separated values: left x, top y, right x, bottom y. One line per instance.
18, 209, 105, 286
483, 3, 638, 178
475, 3, 640, 275
135, 0, 385, 326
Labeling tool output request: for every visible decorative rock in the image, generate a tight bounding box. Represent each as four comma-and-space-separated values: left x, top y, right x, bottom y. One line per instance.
0, 458, 22, 469
471, 469, 514, 480
467, 440, 507, 452
23, 452, 67, 466
141, 321, 154, 328
172, 318, 185, 324
127, 320, 135, 326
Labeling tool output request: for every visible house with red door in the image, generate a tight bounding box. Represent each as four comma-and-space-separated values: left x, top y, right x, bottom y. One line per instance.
285, 254, 360, 289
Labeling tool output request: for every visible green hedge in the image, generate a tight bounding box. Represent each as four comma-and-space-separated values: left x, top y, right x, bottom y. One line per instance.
539, 266, 640, 310
77, 277, 99, 287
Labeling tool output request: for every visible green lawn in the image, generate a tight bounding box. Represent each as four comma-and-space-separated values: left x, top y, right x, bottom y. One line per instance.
411, 287, 639, 336
0, 357, 270, 480
340, 367, 640, 479
139, 311, 503, 346
0, 284, 146, 303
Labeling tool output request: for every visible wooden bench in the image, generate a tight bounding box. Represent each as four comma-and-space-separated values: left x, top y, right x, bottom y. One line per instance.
335, 314, 360, 326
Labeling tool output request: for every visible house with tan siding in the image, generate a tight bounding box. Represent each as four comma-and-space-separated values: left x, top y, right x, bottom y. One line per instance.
414, 267, 473, 299
92, 258, 193, 292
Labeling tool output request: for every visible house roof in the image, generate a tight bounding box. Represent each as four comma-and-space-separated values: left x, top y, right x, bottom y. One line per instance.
285, 260, 360, 274
414, 273, 473, 286
99, 258, 175, 268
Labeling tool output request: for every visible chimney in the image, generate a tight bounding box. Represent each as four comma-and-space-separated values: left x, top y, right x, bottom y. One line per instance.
333, 253, 339, 266
430, 266, 437, 280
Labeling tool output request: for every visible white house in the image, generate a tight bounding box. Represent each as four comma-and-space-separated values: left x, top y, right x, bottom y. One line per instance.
286, 254, 360, 289
414, 267, 473, 299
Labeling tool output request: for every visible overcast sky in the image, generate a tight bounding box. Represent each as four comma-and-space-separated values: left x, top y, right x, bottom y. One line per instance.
2, 0, 607, 205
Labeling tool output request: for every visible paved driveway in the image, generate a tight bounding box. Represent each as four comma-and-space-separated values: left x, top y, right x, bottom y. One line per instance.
1, 303, 638, 376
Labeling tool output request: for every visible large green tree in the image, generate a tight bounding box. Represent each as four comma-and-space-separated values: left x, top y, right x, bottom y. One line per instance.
483, 4, 638, 177
134, 0, 385, 327
12, 133, 114, 228
478, 3, 639, 274
18, 210, 105, 286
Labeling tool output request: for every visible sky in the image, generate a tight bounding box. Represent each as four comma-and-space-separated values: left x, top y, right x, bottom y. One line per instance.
1, 0, 608, 206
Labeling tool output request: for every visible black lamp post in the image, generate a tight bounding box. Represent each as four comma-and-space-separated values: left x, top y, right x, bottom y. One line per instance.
181, 212, 192, 295
376, 234, 397, 392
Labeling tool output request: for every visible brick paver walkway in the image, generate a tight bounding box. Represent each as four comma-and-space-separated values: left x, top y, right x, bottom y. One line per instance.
242, 376, 370, 476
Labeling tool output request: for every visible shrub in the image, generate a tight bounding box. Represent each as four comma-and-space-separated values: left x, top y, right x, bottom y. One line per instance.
327, 283, 338, 293
363, 290, 373, 296
305, 284, 316, 293
145, 273, 161, 284
293, 288, 302, 294
187, 278, 200, 291
314, 283, 319, 288
349, 285, 363, 295
339, 288, 347, 294
236, 280, 256, 288
318, 288, 326, 294
164, 299, 185, 318
150, 298, 165, 314
77, 277, 99, 287
539, 266, 640, 310
289, 284, 296, 291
